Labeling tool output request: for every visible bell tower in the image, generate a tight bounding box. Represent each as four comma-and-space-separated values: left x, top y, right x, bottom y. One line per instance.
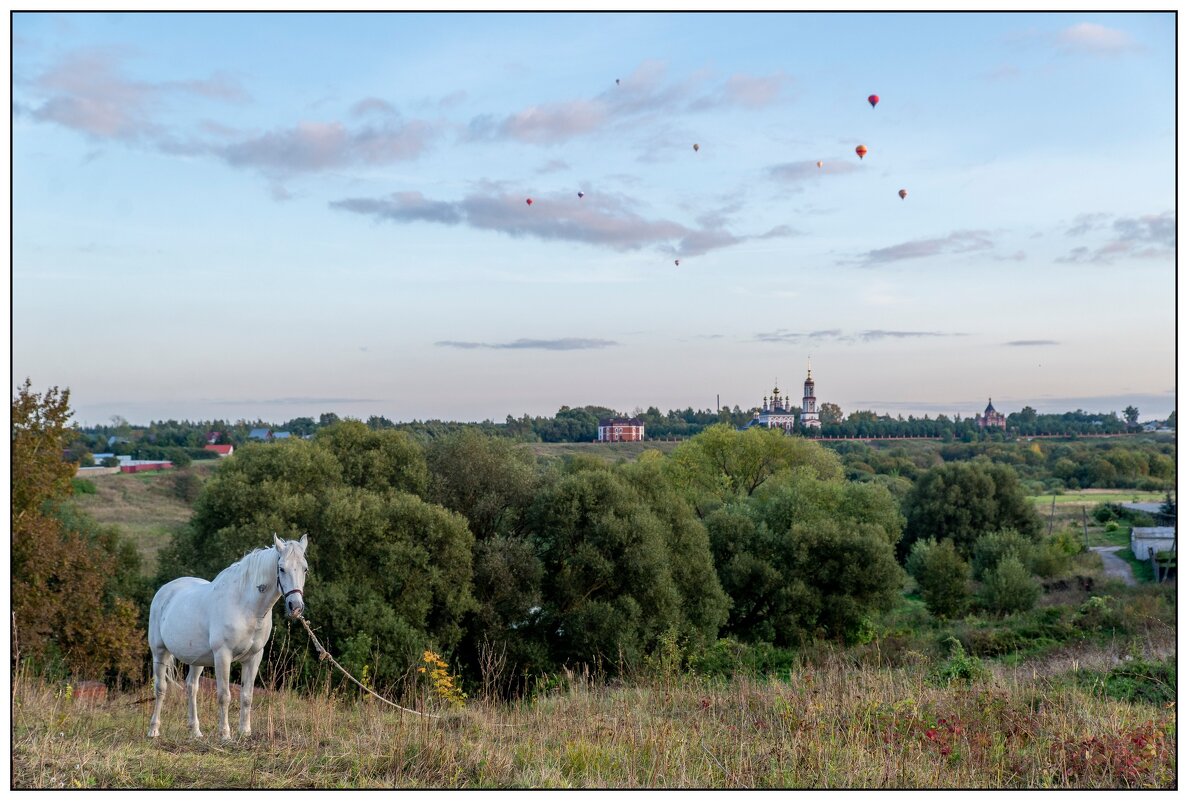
800, 360, 821, 429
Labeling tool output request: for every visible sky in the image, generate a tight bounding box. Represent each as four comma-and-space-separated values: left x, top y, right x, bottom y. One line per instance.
10, 10, 1178, 427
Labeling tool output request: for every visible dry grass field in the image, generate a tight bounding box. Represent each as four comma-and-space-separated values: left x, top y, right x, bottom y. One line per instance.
11, 641, 1174, 789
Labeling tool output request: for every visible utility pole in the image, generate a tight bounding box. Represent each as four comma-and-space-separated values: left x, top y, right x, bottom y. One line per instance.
1082, 506, 1090, 551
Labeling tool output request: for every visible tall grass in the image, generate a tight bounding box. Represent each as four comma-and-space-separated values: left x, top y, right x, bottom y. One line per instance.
12, 646, 1174, 789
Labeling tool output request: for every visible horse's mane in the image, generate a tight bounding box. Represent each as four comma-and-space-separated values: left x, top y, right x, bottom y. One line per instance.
210, 546, 276, 594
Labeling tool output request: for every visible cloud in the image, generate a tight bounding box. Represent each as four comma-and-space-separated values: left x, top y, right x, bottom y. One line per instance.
434, 338, 619, 350
469, 62, 789, 145
537, 158, 570, 174
755, 329, 964, 344
854, 230, 996, 265
768, 159, 859, 183
1005, 339, 1059, 346
217, 118, 437, 176
1057, 22, 1141, 55
28, 48, 248, 143
1065, 212, 1111, 236
331, 189, 787, 257
1058, 211, 1174, 263
688, 71, 790, 111
351, 97, 399, 117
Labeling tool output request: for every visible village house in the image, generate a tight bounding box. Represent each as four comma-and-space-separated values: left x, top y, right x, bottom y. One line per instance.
597, 418, 645, 442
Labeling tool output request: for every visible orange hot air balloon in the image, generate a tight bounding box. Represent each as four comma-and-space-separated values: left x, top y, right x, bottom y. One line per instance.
855, 145, 868, 159
692, 143, 700, 152
898, 189, 908, 200
816, 160, 823, 168
868, 94, 879, 108
525, 198, 533, 206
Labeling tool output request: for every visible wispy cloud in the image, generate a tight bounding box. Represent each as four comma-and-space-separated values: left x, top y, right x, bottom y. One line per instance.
331, 189, 791, 257
1005, 339, 1059, 346
468, 61, 788, 145
756, 329, 966, 344
1057, 22, 1142, 55
28, 47, 248, 143
768, 159, 859, 184
434, 338, 619, 350
217, 118, 437, 176
1058, 211, 1174, 263
853, 230, 996, 265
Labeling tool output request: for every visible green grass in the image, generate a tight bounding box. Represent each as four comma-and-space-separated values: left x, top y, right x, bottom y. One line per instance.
1028, 491, 1166, 507
527, 441, 681, 462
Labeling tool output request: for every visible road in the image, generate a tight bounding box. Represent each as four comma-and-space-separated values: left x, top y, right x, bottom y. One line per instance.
1091, 545, 1137, 586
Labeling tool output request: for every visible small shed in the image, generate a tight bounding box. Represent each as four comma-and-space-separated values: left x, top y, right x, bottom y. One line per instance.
1131, 527, 1176, 561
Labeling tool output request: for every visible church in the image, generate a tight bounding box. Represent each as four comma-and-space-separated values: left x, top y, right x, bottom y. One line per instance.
746, 366, 822, 431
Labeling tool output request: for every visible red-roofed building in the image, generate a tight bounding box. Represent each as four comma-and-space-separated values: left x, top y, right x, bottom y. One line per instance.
204, 444, 235, 458
597, 418, 645, 442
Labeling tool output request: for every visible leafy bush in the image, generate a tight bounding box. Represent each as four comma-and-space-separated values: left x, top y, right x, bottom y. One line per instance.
1080, 657, 1176, 706
979, 556, 1041, 615
906, 538, 971, 620
971, 529, 1036, 580
929, 637, 988, 686
71, 478, 97, 495
172, 471, 203, 503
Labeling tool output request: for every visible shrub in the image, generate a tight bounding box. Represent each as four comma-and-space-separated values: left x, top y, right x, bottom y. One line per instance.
71, 478, 97, 495
979, 556, 1041, 615
970, 529, 1036, 580
172, 471, 203, 504
906, 538, 971, 620
929, 637, 988, 686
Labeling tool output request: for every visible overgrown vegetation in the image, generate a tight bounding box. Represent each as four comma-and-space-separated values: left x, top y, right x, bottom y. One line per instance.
17, 383, 1177, 788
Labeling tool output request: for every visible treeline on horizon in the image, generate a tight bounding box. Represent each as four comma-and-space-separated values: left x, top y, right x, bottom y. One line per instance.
72, 402, 1173, 458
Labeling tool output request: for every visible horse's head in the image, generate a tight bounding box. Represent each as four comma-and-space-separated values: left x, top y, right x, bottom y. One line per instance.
273, 533, 309, 619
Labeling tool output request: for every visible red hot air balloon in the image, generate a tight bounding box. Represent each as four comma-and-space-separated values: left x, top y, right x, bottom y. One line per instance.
855, 145, 868, 160
898, 189, 908, 200
868, 94, 879, 108
525, 198, 533, 206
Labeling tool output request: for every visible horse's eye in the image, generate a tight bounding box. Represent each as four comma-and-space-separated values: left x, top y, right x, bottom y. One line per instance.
279, 568, 286, 574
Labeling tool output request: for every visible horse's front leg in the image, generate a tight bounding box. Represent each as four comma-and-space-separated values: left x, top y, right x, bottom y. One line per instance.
186, 664, 204, 738
213, 647, 234, 740
238, 649, 264, 737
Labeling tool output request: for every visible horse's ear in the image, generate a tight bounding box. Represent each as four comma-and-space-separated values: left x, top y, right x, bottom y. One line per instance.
273, 532, 285, 552
298, 533, 308, 552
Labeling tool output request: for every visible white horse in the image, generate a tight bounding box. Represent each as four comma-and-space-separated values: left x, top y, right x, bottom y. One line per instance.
147, 533, 309, 739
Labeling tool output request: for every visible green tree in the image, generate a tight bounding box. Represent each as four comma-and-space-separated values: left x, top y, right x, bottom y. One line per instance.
314, 420, 429, 496
665, 424, 843, 517
818, 402, 844, 425
979, 556, 1041, 615
526, 469, 687, 670
905, 538, 971, 619
900, 462, 1042, 559
1123, 405, 1140, 427
163, 436, 475, 688
705, 466, 904, 645
425, 428, 538, 540
970, 529, 1036, 580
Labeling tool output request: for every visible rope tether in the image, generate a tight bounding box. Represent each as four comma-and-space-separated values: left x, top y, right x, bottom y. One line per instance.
298, 617, 441, 720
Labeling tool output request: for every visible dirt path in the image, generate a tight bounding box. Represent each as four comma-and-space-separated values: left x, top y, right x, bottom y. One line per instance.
1091, 545, 1137, 586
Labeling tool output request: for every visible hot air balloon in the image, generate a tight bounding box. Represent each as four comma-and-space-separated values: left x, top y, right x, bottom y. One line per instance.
898, 189, 908, 200
855, 145, 868, 160
674, 259, 680, 266
616, 78, 620, 85
693, 143, 700, 152
525, 198, 533, 206
816, 160, 823, 168
868, 94, 879, 108
577, 191, 585, 199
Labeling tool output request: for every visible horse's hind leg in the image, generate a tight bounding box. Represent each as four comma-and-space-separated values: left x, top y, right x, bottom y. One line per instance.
147, 650, 174, 738
186, 664, 204, 738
